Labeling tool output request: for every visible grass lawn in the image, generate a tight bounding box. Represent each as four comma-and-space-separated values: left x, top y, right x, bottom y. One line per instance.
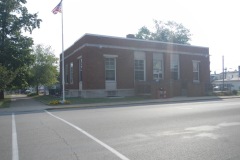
34, 95, 151, 105
0, 97, 11, 108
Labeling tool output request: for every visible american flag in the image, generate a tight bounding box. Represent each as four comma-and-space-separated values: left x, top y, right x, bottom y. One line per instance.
52, 0, 62, 14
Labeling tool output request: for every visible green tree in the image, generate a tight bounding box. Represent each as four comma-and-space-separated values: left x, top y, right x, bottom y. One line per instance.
135, 20, 192, 44
30, 45, 58, 95
0, 64, 16, 98
0, 0, 41, 99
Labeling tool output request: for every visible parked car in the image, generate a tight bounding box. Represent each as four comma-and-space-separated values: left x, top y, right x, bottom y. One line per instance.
25, 90, 31, 94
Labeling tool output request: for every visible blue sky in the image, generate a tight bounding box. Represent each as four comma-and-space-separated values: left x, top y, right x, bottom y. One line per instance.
26, 0, 240, 73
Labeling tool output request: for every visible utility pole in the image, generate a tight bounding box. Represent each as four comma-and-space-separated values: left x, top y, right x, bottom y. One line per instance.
222, 55, 224, 92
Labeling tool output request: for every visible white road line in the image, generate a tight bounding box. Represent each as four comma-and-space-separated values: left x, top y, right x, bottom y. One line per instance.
12, 114, 19, 160
176, 107, 193, 110
45, 110, 130, 160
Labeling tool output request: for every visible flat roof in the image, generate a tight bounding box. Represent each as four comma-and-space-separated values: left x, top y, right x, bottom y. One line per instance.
62, 33, 209, 59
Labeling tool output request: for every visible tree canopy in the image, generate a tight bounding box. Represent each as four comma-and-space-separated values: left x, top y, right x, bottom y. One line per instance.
0, 0, 41, 98
29, 44, 58, 94
135, 20, 192, 44
0, 64, 15, 90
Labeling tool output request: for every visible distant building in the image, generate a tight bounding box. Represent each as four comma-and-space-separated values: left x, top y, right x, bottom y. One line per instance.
60, 34, 210, 98
211, 73, 221, 82
212, 70, 240, 91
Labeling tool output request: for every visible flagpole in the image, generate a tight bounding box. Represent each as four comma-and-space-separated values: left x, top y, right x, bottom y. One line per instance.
61, 0, 65, 102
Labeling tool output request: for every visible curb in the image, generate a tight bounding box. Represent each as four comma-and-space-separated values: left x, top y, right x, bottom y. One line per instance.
46, 96, 240, 110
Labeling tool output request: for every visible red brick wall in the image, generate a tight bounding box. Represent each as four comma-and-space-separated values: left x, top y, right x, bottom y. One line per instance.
116, 50, 134, 89
149, 53, 210, 98
62, 50, 82, 90
180, 54, 210, 83
62, 35, 210, 97
180, 54, 210, 96
76, 47, 135, 90
83, 48, 105, 89
187, 83, 205, 96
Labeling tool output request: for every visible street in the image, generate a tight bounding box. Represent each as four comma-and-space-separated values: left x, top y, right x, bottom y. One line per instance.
0, 97, 240, 160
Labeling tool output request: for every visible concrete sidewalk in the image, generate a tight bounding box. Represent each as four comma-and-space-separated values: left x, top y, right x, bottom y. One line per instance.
1, 94, 240, 113
0, 95, 47, 113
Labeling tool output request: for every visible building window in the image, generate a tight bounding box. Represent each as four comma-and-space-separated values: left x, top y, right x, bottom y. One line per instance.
70, 62, 73, 84
65, 64, 69, 84
79, 58, 82, 82
153, 53, 164, 80
135, 60, 145, 81
193, 61, 200, 82
134, 51, 145, 81
171, 54, 179, 80
105, 58, 116, 81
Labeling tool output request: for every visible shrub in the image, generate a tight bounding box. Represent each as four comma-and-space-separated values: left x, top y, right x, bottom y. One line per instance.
64, 100, 71, 104
232, 90, 238, 95
49, 100, 71, 105
27, 93, 38, 97
0, 99, 11, 108
212, 92, 223, 96
49, 100, 60, 105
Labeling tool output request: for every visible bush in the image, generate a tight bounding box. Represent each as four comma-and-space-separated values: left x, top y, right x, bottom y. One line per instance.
49, 100, 71, 105
64, 100, 71, 104
213, 90, 239, 96
232, 90, 238, 95
49, 89, 61, 96
27, 93, 38, 97
0, 99, 11, 108
49, 100, 60, 105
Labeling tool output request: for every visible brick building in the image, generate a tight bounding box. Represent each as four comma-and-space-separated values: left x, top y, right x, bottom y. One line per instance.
60, 34, 210, 98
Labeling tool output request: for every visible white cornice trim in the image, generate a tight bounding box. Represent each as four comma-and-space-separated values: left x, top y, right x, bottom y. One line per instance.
83, 33, 209, 49
103, 54, 118, 58
61, 43, 209, 61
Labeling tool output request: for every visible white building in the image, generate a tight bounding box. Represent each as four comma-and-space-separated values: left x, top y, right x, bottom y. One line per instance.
212, 70, 240, 91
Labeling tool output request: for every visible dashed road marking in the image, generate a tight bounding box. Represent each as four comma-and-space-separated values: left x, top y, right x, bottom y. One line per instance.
176, 107, 193, 110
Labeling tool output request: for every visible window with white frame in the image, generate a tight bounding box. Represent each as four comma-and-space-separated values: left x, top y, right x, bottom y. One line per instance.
105, 58, 116, 81
70, 62, 73, 84
134, 51, 145, 81
135, 60, 145, 81
171, 54, 179, 80
65, 64, 69, 84
153, 53, 164, 80
193, 61, 200, 82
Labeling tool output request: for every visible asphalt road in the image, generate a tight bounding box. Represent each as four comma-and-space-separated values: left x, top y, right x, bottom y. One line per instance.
0, 98, 240, 160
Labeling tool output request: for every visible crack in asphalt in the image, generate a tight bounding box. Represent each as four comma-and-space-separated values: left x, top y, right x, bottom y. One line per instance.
40, 119, 80, 160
